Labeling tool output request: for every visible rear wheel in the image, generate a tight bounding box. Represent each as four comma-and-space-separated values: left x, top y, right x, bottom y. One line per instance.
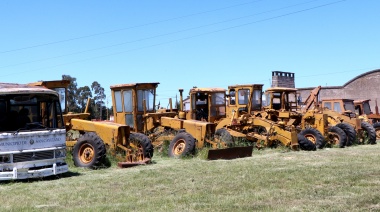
299, 128, 325, 149
73, 132, 106, 168
168, 132, 196, 158
327, 126, 347, 148
358, 122, 376, 144
336, 123, 356, 146
373, 122, 380, 140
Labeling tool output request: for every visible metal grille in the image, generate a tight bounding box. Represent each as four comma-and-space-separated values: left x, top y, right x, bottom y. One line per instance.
13, 150, 55, 162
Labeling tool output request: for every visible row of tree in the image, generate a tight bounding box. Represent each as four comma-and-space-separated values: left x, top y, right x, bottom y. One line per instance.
62, 75, 110, 120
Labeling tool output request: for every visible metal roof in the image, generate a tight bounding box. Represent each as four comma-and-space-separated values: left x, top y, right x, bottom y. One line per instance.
266, 87, 298, 92
189, 87, 226, 93
110, 82, 160, 89
0, 83, 58, 96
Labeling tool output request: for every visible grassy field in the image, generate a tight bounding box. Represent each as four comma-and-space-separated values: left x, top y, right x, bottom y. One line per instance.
1, 144, 380, 211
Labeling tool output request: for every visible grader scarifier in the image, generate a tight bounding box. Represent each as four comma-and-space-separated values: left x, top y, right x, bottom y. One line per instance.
29, 80, 153, 168
110, 82, 253, 160
181, 84, 315, 151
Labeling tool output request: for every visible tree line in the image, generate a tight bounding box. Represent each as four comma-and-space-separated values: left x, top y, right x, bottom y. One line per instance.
62, 75, 110, 120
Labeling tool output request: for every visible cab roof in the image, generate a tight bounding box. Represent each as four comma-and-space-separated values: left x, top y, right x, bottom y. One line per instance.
265, 87, 298, 92
110, 82, 160, 90
189, 87, 226, 93
0, 83, 59, 96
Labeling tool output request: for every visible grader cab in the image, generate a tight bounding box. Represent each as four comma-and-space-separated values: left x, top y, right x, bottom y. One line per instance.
110, 83, 253, 160
29, 80, 153, 168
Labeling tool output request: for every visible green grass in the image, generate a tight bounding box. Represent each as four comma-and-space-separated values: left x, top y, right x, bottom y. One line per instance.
2, 144, 380, 211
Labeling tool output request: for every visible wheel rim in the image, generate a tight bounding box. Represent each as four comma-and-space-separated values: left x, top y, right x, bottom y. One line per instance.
304, 134, 316, 144
79, 143, 95, 164
172, 139, 186, 156
375, 129, 380, 140
329, 133, 340, 145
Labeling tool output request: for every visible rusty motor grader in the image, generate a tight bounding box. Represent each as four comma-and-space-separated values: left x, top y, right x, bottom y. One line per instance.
354, 99, 380, 139
29, 80, 153, 168
180, 84, 316, 151
320, 98, 376, 145
109, 82, 253, 160
263, 86, 376, 147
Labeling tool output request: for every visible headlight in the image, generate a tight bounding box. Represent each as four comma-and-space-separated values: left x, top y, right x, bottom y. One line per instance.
55, 149, 66, 158
0, 154, 11, 163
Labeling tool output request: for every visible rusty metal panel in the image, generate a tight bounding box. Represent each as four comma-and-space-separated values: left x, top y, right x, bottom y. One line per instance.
160, 117, 183, 129
279, 112, 290, 118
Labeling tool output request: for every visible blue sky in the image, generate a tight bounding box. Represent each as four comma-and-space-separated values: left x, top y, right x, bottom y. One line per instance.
1, 0, 379, 108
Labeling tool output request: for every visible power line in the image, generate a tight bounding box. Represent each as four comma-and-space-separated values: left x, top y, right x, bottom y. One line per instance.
0, 0, 322, 69
0, 0, 264, 54
0, 0, 347, 78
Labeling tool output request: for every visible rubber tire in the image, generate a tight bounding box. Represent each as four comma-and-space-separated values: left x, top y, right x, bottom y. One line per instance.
129, 132, 154, 158
168, 132, 196, 158
73, 132, 106, 168
327, 126, 347, 148
297, 134, 316, 151
215, 128, 234, 146
373, 122, 380, 140
336, 122, 356, 146
360, 122, 376, 144
299, 128, 325, 149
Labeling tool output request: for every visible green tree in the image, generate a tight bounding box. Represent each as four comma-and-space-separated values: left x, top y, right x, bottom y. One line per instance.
62, 75, 80, 112
77, 86, 92, 113
91, 81, 106, 120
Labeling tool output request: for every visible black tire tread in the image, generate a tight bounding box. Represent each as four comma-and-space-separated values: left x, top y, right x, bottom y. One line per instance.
327, 126, 347, 148
72, 132, 106, 168
168, 132, 196, 158
336, 122, 356, 146
129, 132, 154, 158
360, 122, 376, 144
299, 128, 325, 149
297, 134, 316, 151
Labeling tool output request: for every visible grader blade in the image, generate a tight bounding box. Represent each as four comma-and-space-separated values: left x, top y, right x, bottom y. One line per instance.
117, 158, 151, 168
207, 146, 253, 160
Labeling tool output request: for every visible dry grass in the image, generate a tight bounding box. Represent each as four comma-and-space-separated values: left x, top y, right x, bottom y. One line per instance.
1, 144, 380, 211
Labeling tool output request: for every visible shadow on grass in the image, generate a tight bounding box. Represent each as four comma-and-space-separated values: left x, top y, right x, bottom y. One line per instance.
0, 171, 81, 184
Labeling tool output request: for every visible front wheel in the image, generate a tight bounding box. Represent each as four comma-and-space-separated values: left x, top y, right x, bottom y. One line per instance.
168, 132, 196, 158
72, 132, 106, 168
373, 122, 380, 140
359, 122, 376, 144
299, 128, 325, 149
327, 126, 347, 148
297, 134, 316, 151
336, 123, 356, 146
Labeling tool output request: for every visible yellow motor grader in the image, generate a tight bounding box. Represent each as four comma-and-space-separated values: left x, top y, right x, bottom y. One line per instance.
109, 82, 253, 160
29, 80, 152, 168
180, 84, 316, 151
